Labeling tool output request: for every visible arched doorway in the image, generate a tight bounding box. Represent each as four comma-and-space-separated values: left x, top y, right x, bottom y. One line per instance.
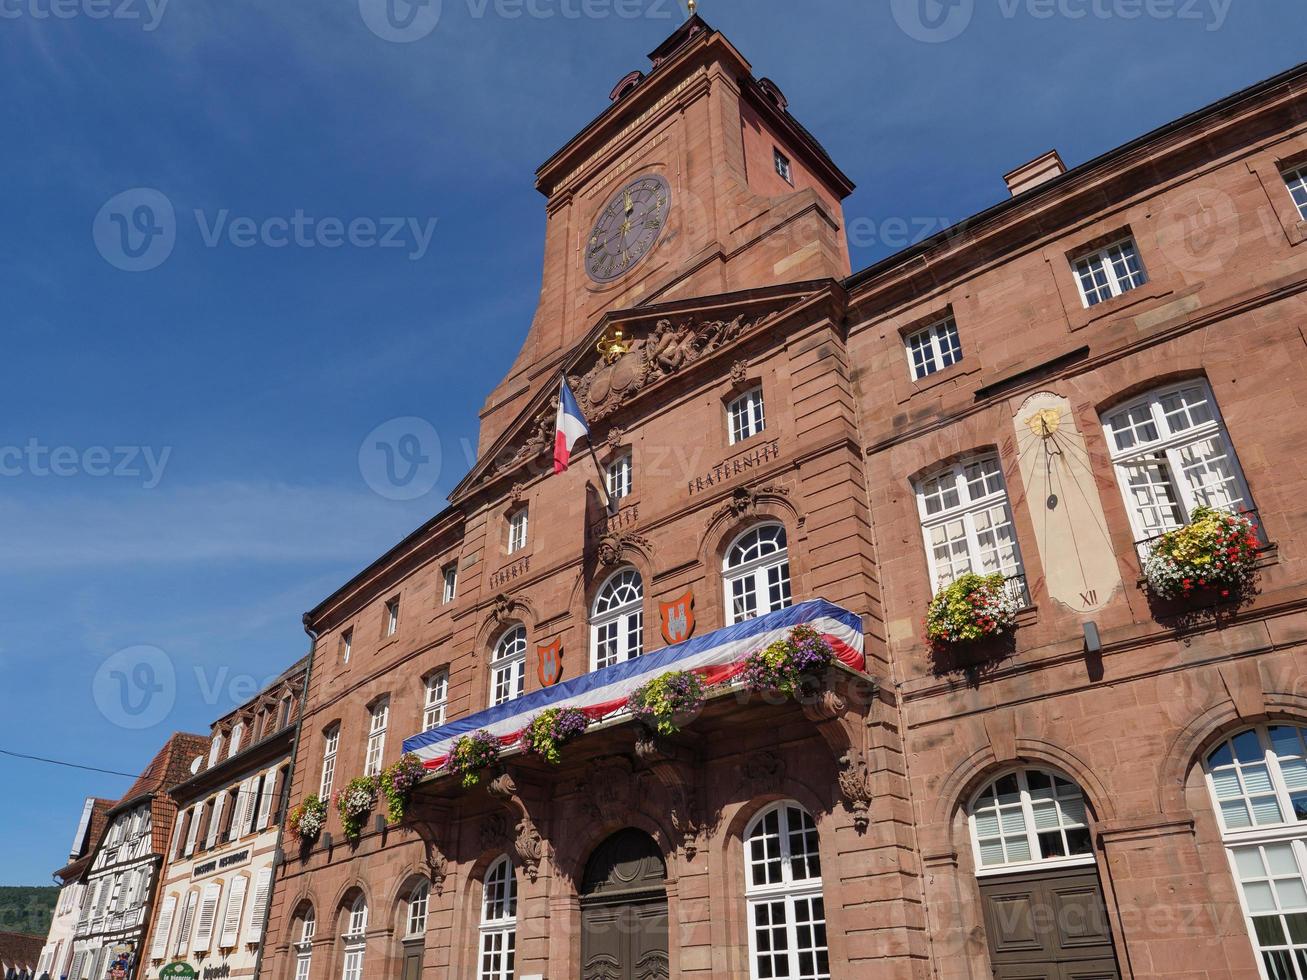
580, 829, 669, 980
967, 769, 1121, 979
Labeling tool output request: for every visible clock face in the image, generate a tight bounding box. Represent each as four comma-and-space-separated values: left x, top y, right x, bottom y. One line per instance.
585, 174, 671, 284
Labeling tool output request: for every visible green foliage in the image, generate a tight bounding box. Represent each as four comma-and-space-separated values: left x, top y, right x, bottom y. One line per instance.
628, 670, 706, 735
0, 886, 58, 934
924, 573, 1020, 646
380, 754, 426, 824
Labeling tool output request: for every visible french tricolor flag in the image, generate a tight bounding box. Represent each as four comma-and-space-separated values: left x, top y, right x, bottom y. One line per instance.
554, 379, 590, 474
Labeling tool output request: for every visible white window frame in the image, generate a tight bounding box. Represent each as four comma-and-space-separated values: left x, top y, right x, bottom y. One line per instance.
340, 895, 367, 980
728, 387, 766, 445
442, 564, 458, 604
743, 802, 829, 980
723, 524, 792, 626
207, 733, 224, 769
478, 857, 517, 980
1284, 165, 1307, 221
1204, 725, 1307, 980
904, 316, 963, 381
406, 881, 430, 939
423, 671, 449, 732
385, 597, 400, 637
606, 453, 633, 501
508, 509, 529, 555
320, 725, 339, 798
1101, 380, 1256, 555
340, 628, 352, 664
773, 147, 793, 184
489, 627, 526, 707
914, 454, 1028, 604
294, 909, 315, 980
966, 768, 1095, 876
364, 699, 389, 777
590, 567, 644, 671
228, 721, 244, 758
1071, 236, 1148, 307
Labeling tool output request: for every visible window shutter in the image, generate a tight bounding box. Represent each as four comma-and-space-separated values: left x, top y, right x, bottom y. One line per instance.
192, 881, 222, 952
245, 867, 273, 944
183, 805, 202, 856
205, 793, 227, 850
149, 895, 176, 960
219, 874, 248, 948
95, 878, 112, 916
175, 890, 199, 956
255, 768, 277, 831
232, 778, 254, 841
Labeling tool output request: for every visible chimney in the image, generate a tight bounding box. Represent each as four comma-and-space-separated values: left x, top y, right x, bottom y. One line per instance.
1003, 150, 1067, 197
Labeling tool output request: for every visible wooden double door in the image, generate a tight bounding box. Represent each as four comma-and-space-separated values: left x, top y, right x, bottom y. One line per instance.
980, 866, 1121, 980
580, 829, 670, 980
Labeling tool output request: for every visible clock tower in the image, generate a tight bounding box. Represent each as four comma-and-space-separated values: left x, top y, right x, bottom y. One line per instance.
477, 14, 855, 454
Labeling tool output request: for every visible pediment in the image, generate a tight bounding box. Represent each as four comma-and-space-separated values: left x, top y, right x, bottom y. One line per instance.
450, 279, 839, 503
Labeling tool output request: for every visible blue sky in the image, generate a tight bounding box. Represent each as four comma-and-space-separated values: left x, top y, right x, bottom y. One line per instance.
1, 0, 1302, 884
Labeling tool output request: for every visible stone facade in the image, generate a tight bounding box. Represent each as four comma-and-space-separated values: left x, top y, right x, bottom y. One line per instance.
258, 17, 1307, 980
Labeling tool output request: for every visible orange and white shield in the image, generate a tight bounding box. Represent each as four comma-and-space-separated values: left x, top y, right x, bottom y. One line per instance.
537, 639, 562, 687
659, 590, 695, 645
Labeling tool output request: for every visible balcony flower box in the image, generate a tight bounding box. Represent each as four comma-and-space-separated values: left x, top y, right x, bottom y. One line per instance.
520, 708, 590, 765
380, 754, 426, 824
925, 573, 1020, 651
739, 625, 835, 698
334, 776, 378, 843
447, 730, 501, 787
1141, 506, 1260, 601
629, 670, 706, 735
287, 793, 328, 844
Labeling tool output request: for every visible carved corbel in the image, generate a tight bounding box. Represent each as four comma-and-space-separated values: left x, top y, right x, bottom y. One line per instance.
407, 801, 452, 895
490, 594, 520, 625
635, 737, 703, 861
486, 770, 544, 882
837, 749, 873, 835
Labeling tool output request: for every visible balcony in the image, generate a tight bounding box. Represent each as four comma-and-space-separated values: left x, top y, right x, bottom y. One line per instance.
403, 599, 866, 774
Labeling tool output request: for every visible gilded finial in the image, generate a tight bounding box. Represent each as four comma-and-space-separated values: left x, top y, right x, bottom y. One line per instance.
687, 0, 697, 15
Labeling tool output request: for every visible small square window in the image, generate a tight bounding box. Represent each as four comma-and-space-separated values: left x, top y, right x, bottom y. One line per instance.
508, 509, 529, 554
728, 387, 766, 445
441, 564, 458, 605
1284, 166, 1307, 221
340, 628, 352, 664
606, 453, 632, 501
773, 148, 793, 184
385, 598, 400, 637
904, 316, 963, 381
1072, 237, 1148, 307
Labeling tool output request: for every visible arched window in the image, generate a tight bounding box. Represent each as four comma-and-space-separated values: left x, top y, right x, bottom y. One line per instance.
591, 568, 644, 670
293, 906, 314, 980
1101, 380, 1256, 553
479, 857, 517, 980
405, 881, 429, 939
340, 894, 367, 980
743, 802, 828, 980
915, 453, 1028, 603
1204, 725, 1307, 978
724, 524, 792, 625
967, 769, 1092, 871
489, 627, 527, 707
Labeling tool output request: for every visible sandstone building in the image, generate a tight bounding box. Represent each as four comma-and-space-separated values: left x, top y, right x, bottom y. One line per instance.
249, 16, 1307, 980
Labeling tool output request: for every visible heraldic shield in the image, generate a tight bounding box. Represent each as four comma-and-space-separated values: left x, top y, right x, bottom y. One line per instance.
659, 590, 695, 645
537, 639, 563, 687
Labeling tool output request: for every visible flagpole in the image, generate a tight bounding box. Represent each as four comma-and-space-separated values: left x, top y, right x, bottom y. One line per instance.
559, 373, 616, 516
